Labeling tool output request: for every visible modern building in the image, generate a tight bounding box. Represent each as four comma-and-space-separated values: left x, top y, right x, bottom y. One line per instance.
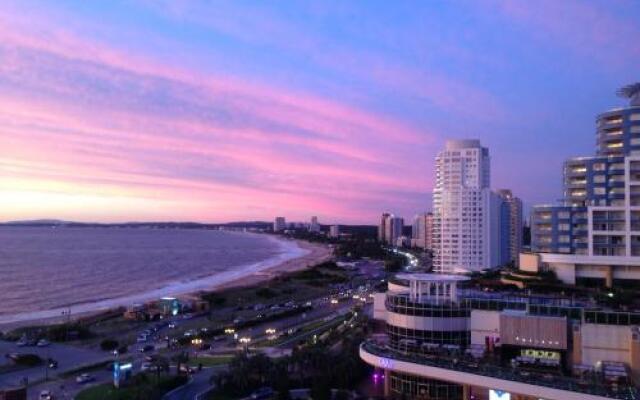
309, 216, 321, 233
386, 215, 404, 246
530, 83, 640, 287
362, 273, 639, 400
497, 189, 524, 266
432, 139, 505, 273
379, 212, 391, 242
411, 212, 434, 250
273, 217, 286, 232
329, 225, 340, 238
379, 213, 404, 246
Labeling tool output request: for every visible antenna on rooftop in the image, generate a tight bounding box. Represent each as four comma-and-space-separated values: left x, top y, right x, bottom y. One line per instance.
617, 82, 640, 107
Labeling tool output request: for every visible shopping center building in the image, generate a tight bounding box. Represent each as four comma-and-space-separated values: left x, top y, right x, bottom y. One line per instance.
361, 273, 640, 400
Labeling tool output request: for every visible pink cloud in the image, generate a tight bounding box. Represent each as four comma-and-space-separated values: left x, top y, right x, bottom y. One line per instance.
495, 0, 640, 67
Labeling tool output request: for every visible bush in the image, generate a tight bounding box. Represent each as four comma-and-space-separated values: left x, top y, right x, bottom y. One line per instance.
256, 288, 278, 299
100, 339, 119, 351
12, 354, 42, 367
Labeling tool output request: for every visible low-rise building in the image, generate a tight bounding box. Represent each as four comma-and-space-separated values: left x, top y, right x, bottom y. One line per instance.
361, 273, 640, 400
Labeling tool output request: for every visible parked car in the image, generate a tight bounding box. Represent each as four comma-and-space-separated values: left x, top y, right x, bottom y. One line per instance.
179, 364, 195, 374
39, 390, 53, 400
48, 358, 58, 369
140, 362, 158, 372
136, 334, 148, 343
168, 322, 177, 329
37, 339, 50, 347
76, 373, 95, 384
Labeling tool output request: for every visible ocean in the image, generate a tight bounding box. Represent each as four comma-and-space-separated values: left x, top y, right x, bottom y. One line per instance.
0, 226, 305, 324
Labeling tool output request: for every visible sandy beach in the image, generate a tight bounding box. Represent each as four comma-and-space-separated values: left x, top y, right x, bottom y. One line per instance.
0, 236, 333, 331
211, 239, 334, 291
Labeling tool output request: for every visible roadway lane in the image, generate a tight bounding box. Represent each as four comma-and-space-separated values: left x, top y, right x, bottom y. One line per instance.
0, 340, 107, 388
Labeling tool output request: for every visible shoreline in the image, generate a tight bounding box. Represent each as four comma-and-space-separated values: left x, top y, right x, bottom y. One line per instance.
0, 236, 333, 331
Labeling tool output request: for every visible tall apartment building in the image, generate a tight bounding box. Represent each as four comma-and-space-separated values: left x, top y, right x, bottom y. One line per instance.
378, 213, 404, 245
329, 225, 340, 238
530, 84, 640, 287
309, 216, 321, 233
411, 212, 434, 250
497, 189, 524, 265
378, 212, 390, 242
432, 139, 506, 272
273, 217, 286, 232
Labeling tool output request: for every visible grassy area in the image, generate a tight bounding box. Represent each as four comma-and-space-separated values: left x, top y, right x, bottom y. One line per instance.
75, 374, 187, 400
188, 355, 234, 367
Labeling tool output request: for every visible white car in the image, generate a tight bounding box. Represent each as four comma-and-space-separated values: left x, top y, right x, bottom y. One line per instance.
76, 373, 95, 384
39, 390, 53, 400
37, 339, 50, 347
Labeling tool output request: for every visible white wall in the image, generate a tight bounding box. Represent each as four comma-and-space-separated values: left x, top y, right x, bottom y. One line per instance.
373, 293, 387, 321
581, 324, 631, 366
471, 310, 501, 345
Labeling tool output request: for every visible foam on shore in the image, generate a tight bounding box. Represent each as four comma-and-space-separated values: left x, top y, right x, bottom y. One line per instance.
0, 234, 310, 327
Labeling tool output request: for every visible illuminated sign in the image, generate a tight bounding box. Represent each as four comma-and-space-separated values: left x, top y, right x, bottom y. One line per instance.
489, 390, 511, 400
521, 349, 560, 361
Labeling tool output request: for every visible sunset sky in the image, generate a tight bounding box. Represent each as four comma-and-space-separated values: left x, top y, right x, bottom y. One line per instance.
1, 1, 639, 224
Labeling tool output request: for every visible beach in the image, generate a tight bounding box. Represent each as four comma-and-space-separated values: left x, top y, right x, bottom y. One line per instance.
0, 235, 333, 330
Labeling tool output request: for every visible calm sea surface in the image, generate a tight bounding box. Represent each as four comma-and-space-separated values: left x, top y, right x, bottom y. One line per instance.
0, 227, 294, 319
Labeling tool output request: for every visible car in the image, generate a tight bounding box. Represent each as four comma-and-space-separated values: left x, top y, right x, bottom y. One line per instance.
168, 322, 177, 329
140, 344, 155, 353
140, 362, 157, 372
136, 334, 148, 343
144, 355, 156, 362
76, 373, 95, 384
48, 359, 58, 369
37, 339, 50, 347
179, 364, 195, 374
39, 390, 53, 400
16, 339, 27, 347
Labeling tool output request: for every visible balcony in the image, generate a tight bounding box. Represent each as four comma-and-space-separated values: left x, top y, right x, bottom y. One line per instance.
360, 341, 637, 400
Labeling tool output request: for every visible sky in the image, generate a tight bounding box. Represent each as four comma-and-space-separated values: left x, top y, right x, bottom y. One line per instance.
1, 0, 639, 224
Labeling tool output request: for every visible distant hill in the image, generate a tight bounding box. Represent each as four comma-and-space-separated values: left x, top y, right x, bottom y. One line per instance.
1, 219, 273, 230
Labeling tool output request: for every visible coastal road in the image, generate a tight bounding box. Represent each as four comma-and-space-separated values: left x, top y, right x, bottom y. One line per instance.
0, 340, 107, 388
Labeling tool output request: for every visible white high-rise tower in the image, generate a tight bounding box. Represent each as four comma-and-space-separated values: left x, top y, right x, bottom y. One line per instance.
432, 139, 502, 272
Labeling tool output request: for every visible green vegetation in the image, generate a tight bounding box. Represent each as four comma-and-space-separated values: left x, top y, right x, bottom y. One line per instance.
6, 322, 92, 342
334, 238, 385, 259
255, 288, 278, 298
75, 374, 187, 400
188, 355, 234, 367
210, 315, 369, 399
100, 339, 119, 351
9, 354, 42, 367
383, 254, 405, 272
